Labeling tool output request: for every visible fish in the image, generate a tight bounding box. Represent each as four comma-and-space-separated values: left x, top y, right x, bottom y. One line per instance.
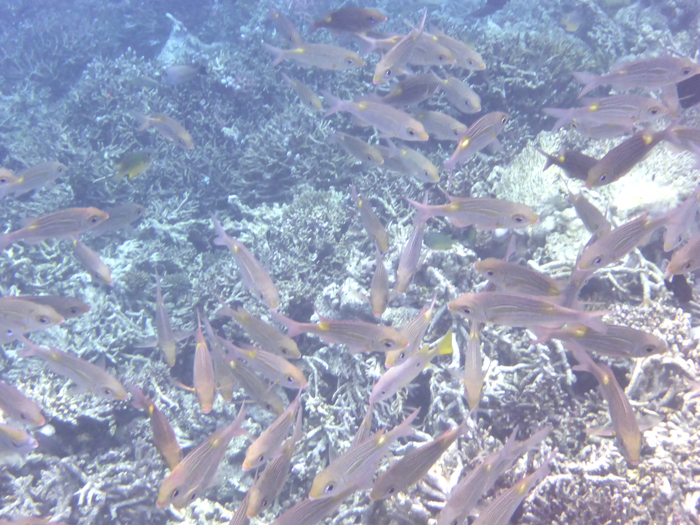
369, 248, 390, 318
263, 43, 365, 70
444, 112, 510, 169
474, 258, 564, 296
330, 133, 384, 166
413, 111, 467, 141
162, 64, 206, 86
571, 347, 642, 464
216, 303, 300, 358
393, 215, 426, 297
200, 316, 237, 403
543, 95, 668, 131
660, 184, 700, 251
448, 291, 609, 333
87, 203, 146, 237
370, 417, 468, 500
384, 139, 440, 183
665, 233, 700, 275
0, 381, 45, 427
0, 297, 64, 339
267, 8, 303, 47
406, 192, 538, 230
231, 491, 251, 525
434, 73, 482, 114
1, 161, 67, 198
271, 311, 407, 354
18, 337, 126, 400
269, 485, 356, 525
573, 56, 700, 98
537, 148, 598, 182
424, 231, 457, 250
309, 408, 419, 499
193, 311, 217, 413
72, 239, 112, 285
385, 294, 437, 367
0, 517, 69, 525
242, 389, 301, 471
0, 169, 19, 200
471, 456, 552, 525
370, 330, 452, 404
532, 323, 667, 358
375, 73, 440, 107
561, 9, 583, 32
373, 11, 426, 84
568, 190, 611, 236
571, 118, 633, 139
0, 207, 109, 251
156, 406, 247, 509
352, 404, 374, 447
322, 91, 429, 141
10, 295, 89, 320
585, 128, 667, 188
350, 186, 390, 252
154, 269, 177, 367
470, 0, 509, 17
135, 113, 194, 150
211, 215, 280, 310
129, 384, 181, 470
428, 29, 486, 70
576, 213, 666, 271
114, 150, 153, 181
408, 34, 456, 67
0, 423, 38, 457
463, 324, 485, 409
227, 356, 285, 415
663, 125, 700, 160
312, 7, 387, 33
281, 73, 323, 112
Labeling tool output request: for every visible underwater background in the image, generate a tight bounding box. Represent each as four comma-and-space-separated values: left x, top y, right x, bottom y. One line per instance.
1, 0, 700, 523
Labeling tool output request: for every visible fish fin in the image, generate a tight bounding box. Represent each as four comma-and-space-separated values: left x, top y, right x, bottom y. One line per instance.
433, 329, 454, 356
572, 71, 600, 98
404, 196, 431, 224
133, 112, 152, 132
17, 337, 39, 358
535, 148, 555, 171
585, 423, 616, 437
0, 233, 13, 251
262, 43, 285, 66
320, 90, 344, 117
637, 413, 663, 431
270, 310, 303, 338
542, 108, 572, 131
579, 311, 610, 334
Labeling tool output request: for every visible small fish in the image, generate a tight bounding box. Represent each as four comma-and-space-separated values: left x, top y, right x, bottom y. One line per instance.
574, 56, 700, 98
72, 239, 112, 285
665, 233, 700, 275
444, 112, 510, 169
376, 73, 440, 107
413, 111, 467, 141
272, 311, 407, 354
0, 381, 45, 427
384, 139, 440, 183
193, 311, 217, 413
330, 133, 384, 166
373, 11, 426, 85
263, 43, 365, 70
2, 161, 67, 198
424, 231, 457, 250
281, 73, 323, 112
312, 7, 387, 33
0, 423, 38, 457
227, 356, 285, 415
323, 91, 429, 141
568, 190, 611, 236
162, 65, 206, 86
408, 34, 456, 67
129, 384, 181, 470
115, 150, 153, 181
201, 316, 237, 403
407, 192, 538, 230
135, 113, 194, 150
211, 215, 280, 310
350, 186, 390, 252
268, 8, 303, 47
88, 203, 146, 237
543, 95, 668, 131
157, 407, 247, 509
10, 295, 89, 320
474, 258, 564, 296
393, 216, 426, 297
448, 291, 609, 333
537, 148, 599, 182
462, 324, 485, 409
660, 184, 700, 251
369, 248, 390, 317
434, 73, 481, 114
428, 29, 486, 70
269, 485, 356, 525
242, 389, 301, 471
155, 269, 177, 367
561, 9, 583, 32
216, 303, 300, 358
370, 417, 468, 500
0, 207, 109, 251
385, 294, 437, 367
19, 337, 126, 400
586, 128, 666, 188
309, 408, 419, 499
0, 297, 64, 338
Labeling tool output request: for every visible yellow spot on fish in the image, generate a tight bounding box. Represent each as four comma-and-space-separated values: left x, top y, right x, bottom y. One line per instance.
148, 405, 155, 416
572, 326, 588, 338
358, 101, 368, 111
292, 48, 305, 55
325, 15, 332, 22
515, 479, 529, 496
460, 137, 471, 149
602, 374, 611, 386
211, 437, 222, 448
588, 102, 599, 112
642, 134, 653, 145
318, 322, 331, 332
17, 176, 25, 183
558, 155, 566, 163
232, 246, 239, 254
28, 223, 39, 232
447, 202, 461, 212
358, 199, 364, 208
377, 435, 387, 446
395, 87, 403, 95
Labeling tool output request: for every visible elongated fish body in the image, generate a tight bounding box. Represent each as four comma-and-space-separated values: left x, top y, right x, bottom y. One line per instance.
351, 186, 390, 252
378, 73, 440, 106
272, 311, 407, 354
436, 74, 481, 114
471, 457, 552, 525
385, 139, 439, 183
574, 56, 700, 98
0, 423, 38, 456
370, 418, 467, 500
537, 148, 598, 182
571, 348, 642, 464
0, 207, 109, 250
664, 125, 700, 155
216, 304, 300, 358
393, 217, 426, 297
373, 12, 426, 84
129, 384, 181, 470
281, 73, 323, 112
312, 7, 386, 33
408, 34, 455, 67
10, 295, 89, 319
429, 29, 486, 70
6, 160, 67, 198
331, 133, 384, 166
231, 490, 251, 525
474, 258, 563, 296
448, 291, 609, 333
73, 239, 112, 285
155, 269, 177, 367
88, 203, 146, 237
211, 215, 280, 310
385, 295, 437, 367
201, 315, 237, 403
543, 95, 668, 131
19, 337, 126, 400
0, 297, 64, 337
135, 113, 194, 150
414, 111, 467, 141
269, 485, 356, 525
444, 112, 510, 169
586, 128, 666, 188
666, 233, 700, 275
194, 311, 216, 413
263, 43, 365, 70
268, 8, 302, 47
0, 380, 45, 427
157, 407, 247, 509
463, 324, 485, 409
370, 248, 390, 317
661, 184, 700, 251
569, 191, 611, 235
323, 91, 429, 141
407, 193, 537, 230
309, 408, 419, 499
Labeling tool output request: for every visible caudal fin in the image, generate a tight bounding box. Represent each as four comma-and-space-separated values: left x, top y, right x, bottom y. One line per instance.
542, 107, 573, 131
262, 43, 285, 66
572, 71, 601, 98
270, 310, 304, 338
320, 90, 344, 117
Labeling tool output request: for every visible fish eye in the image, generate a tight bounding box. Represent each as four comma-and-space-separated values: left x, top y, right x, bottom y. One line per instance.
407, 129, 416, 136
385, 69, 392, 78
257, 454, 265, 463
439, 54, 447, 62
89, 215, 101, 224
262, 499, 269, 508
189, 492, 197, 501
398, 352, 405, 360
3, 328, 13, 337
367, 154, 373, 161
70, 307, 80, 314
650, 108, 659, 115
643, 346, 655, 354
381, 389, 387, 395
324, 484, 335, 494
381, 339, 394, 349
388, 487, 396, 494
347, 58, 355, 65
13, 440, 23, 448
599, 174, 607, 182
20, 413, 27, 420
58, 166, 64, 172
286, 375, 294, 384
0, 178, 8, 184
103, 387, 114, 397
171, 489, 180, 499
593, 256, 603, 266
683, 67, 692, 75
468, 59, 474, 66
485, 270, 494, 276
462, 307, 471, 314
684, 262, 692, 270
38, 315, 50, 324
513, 214, 525, 223
501, 116, 508, 124
368, 17, 375, 23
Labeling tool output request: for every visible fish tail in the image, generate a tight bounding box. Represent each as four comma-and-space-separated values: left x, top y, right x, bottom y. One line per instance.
128, 383, 150, 410
133, 112, 152, 132
579, 311, 610, 334
210, 214, 229, 246
270, 310, 304, 338
434, 329, 454, 356
17, 336, 39, 358
572, 71, 600, 98
0, 233, 13, 251
404, 196, 432, 224
262, 43, 285, 66
320, 90, 344, 117
535, 148, 555, 171
542, 108, 572, 131
353, 33, 377, 56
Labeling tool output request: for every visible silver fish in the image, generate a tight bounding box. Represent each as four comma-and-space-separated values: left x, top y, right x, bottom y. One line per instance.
373, 11, 426, 84
444, 112, 509, 169
0, 381, 45, 427
413, 111, 467, 141
474, 258, 564, 296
